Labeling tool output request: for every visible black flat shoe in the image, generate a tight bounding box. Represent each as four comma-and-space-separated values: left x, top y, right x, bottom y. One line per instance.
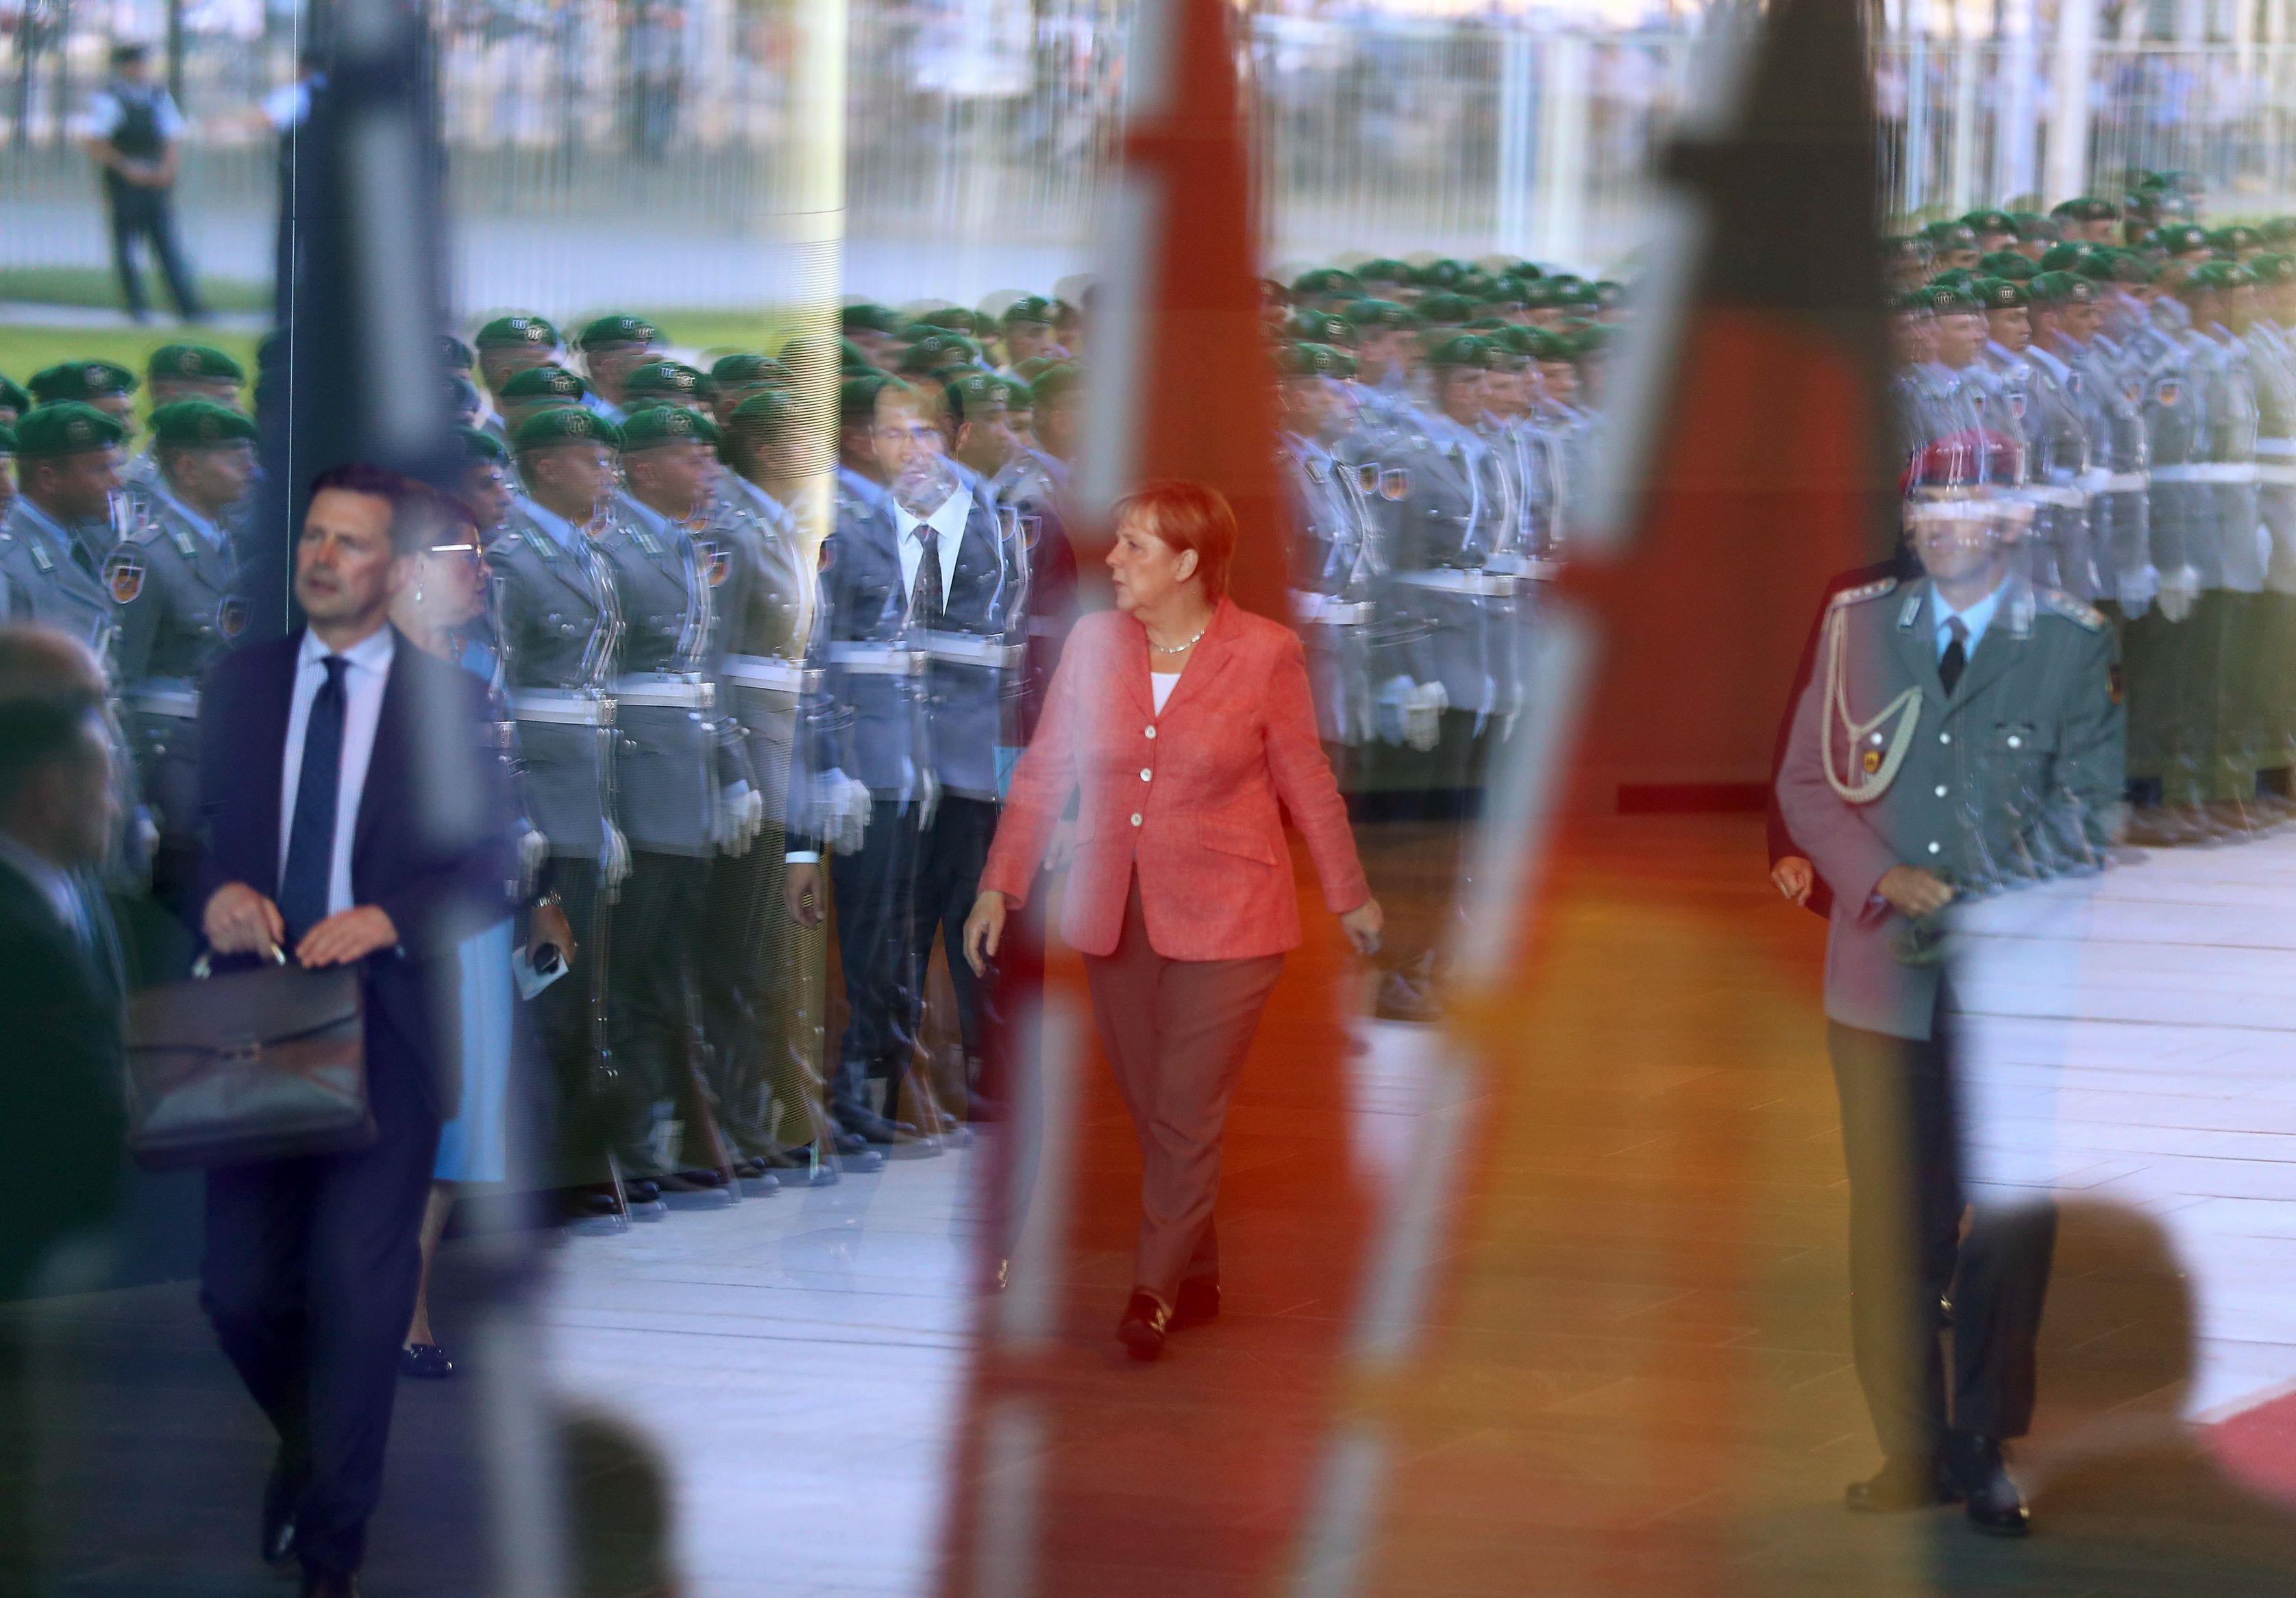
1117, 1290, 1171, 1362
1844, 1454, 1955, 1513
1945, 1434, 2031, 1537
1172, 1276, 1221, 1330
399, 1342, 454, 1380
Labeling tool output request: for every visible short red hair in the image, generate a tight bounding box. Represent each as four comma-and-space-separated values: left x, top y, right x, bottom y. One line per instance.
1113, 479, 1237, 598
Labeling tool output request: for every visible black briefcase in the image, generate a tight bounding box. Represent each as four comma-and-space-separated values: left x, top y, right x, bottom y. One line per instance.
123, 952, 375, 1171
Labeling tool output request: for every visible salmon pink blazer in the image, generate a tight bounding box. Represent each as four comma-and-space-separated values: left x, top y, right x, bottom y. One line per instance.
980, 597, 1370, 960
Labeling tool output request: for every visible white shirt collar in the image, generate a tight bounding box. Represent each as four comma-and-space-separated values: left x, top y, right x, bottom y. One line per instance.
300, 621, 397, 677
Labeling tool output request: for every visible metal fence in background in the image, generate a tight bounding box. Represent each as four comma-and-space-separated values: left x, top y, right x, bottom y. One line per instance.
9, 3, 2296, 316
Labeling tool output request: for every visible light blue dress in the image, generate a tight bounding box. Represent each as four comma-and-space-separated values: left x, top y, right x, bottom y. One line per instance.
434, 638, 517, 1184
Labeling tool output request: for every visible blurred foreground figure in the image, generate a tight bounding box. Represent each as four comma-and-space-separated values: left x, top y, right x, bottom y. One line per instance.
0, 627, 126, 1586
193, 467, 513, 1595
1777, 434, 2124, 1537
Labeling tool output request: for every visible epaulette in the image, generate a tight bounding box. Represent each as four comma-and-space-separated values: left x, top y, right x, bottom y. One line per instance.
2038, 587, 2107, 632
517, 524, 560, 561
1827, 576, 1899, 610
125, 519, 162, 547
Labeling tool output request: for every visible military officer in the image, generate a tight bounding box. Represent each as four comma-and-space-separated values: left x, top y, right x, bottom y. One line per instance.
997, 295, 1066, 372
496, 364, 593, 439
109, 399, 254, 902
706, 353, 789, 427
1980, 277, 2101, 600
495, 406, 638, 1219
597, 403, 759, 1197
475, 313, 563, 400
1343, 299, 1427, 433
623, 359, 713, 410
1278, 341, 1384, 753
457, 427, 516, 536
119, 344, 248, 497
0, 403, 127, 650
1776, 435, 2121, 1539
840, 303, 907, 371
694, 390, 853, 1177
576, 313, 663, 423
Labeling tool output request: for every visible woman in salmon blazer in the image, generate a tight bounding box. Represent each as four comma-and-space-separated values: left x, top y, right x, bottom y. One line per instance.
963, 479, 1382, 1360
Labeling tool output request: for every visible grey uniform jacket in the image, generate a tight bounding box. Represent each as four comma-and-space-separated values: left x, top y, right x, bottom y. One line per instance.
110, 487, 245, 838
0, 498, 119, 659
487, 501, 623, 855
1283, 432, 1385, 746
1383, 413, 1514, 719
703, 476, 811, 826
2247, 321, 2296, 595
798, 468, 933, 804
1776, 572, 2123, 1040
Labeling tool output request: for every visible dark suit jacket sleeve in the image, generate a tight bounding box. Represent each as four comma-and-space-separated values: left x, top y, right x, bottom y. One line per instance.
372, 656, 521, 961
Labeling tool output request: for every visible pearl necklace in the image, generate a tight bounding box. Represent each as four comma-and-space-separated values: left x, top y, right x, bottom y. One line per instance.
1148, 621, 1211, 655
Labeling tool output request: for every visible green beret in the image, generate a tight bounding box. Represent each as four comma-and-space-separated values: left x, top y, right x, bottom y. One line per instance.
1977, 251, 2038, 281
2038, 242, 2093, 273
497, 363, 589, 401
1343, 297, 1420, 332
12, 401, 126, 458
623, 360, 711, 401
1027, 362, 1084, 411
998, 375, 1034, 408
1544, 273, 1588, 297
476, 313, 560, 351
2262, 218, 2296, 245
0, 374, 26, 413
709, 353, 788, 389
147, 343, 245, 384
1412, 258, 1468, 290
1275, 342, 1343, 378
576, 313, 658, 351
909, 305, 980, 334
1416, 292, 1475, 327
839, 372, 905, 429
839, 303, 905, 337
1000, 295, 1057, 328
1474, 279, 1529, 310
0, 423, 13, 455
1962, 209, 2015, 235
1292, 267, 1362, 299
943, 369, 1009, 421
1284, 308, 1354, 346
2010, 211, 2062, 242
2027, 271, 2097, 308
29, 360, 136, 404
439, 334, 476, 371
512, 406, 620, 453
2050, 196, 2119, 223
1971, 277, 2029, 310
1522, 329, 1574, 362
147, 399, 258, 449
460, 426, 510, 464
619, 403, 719, 451
1892, 289, 1935, 314
2155, 223, 2211, 257
1463, 316, 1511, 333
1885, 236, 1929, 264
717, 389, 792, 463
1921, 220, 1979, 251
1011, 355, 1065, 384
1928, 268, 1976, 290
1567, 324, 1615, 360
1423, 333, 1490, 370
2250, 253, 2296, 286
1924, 284, 1982, 314
897, 332, 980, 375
1356, 258, 1412, 286
2209, 225, 2260, 253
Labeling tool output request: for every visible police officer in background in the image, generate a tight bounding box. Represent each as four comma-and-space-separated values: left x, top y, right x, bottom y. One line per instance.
597, 403, 761, 1200
109, 400, 254, 922
493, 405, 634, 1219
82, 42, 203, 323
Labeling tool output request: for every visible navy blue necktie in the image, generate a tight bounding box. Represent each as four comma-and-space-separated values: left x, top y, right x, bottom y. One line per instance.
280, 655, 347, 939
1939, 616, 1969, 696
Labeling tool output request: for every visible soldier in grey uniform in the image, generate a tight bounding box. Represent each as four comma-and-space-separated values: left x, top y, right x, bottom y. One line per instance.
496, 364, 593, 442
1355, 333, 1512, 1023
706, 353, 790, 429
574, 314, 663, 425
1982, 277, 2102, 601
121, 343, 245, 495
597, 403, 760, 1197
1279, 342, 1385, 755
0, 403, 127, 649
1777, 435, 2122, 1538
27, 360, 140, 453
473, 313, 563, 434
693, 390, 843, 1179
2247, 252, 2296, 800
109, 399, 254, 937
495, 405, 637, 1218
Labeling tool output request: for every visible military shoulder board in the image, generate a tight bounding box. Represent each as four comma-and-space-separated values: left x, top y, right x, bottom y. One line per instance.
1829, 575, 1899, 611
125, 518, 162, 547
519, 525, 561, 560
2038, 588, 2107, 632
170, 525, 199, 560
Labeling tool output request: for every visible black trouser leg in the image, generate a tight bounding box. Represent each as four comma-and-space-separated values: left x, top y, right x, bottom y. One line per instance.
1348, 709, 1486, 980
603, 851, 711, 1177
697, 841, 774, 1156
913, 795, 999, 1069
106, 195, 147, 319
534, 858, 617, 1188
144, 189, 203, 317
828, 799, 922, 1126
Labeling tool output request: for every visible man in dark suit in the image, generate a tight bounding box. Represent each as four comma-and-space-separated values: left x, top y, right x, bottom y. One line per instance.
0, 626, 129, 1586
194, 464, 513, 1597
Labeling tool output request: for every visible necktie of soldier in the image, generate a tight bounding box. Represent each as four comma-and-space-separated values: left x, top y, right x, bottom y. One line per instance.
912, 524, 943, 625
280, 655, 347, 940
1939, 616, 1968, 696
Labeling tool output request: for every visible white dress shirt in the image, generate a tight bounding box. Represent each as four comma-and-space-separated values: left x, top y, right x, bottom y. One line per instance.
278, 625, 395, 917
892, 487, 970, 612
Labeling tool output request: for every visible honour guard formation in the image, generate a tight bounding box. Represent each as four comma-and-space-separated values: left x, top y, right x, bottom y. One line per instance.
3, 168, 2282, 1502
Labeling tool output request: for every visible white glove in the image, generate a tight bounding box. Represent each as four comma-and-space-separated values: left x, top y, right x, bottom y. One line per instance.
1405, 681, 1448, 753
2116, 565, 2159, 621
813, 769, 872, 856
2158, 566, 2201, 623
599, 823, 632, 892
917, 766, 942, 832
1373, 675, 1418, 747
517, 828, 549, 897
717, 782, 757, 856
